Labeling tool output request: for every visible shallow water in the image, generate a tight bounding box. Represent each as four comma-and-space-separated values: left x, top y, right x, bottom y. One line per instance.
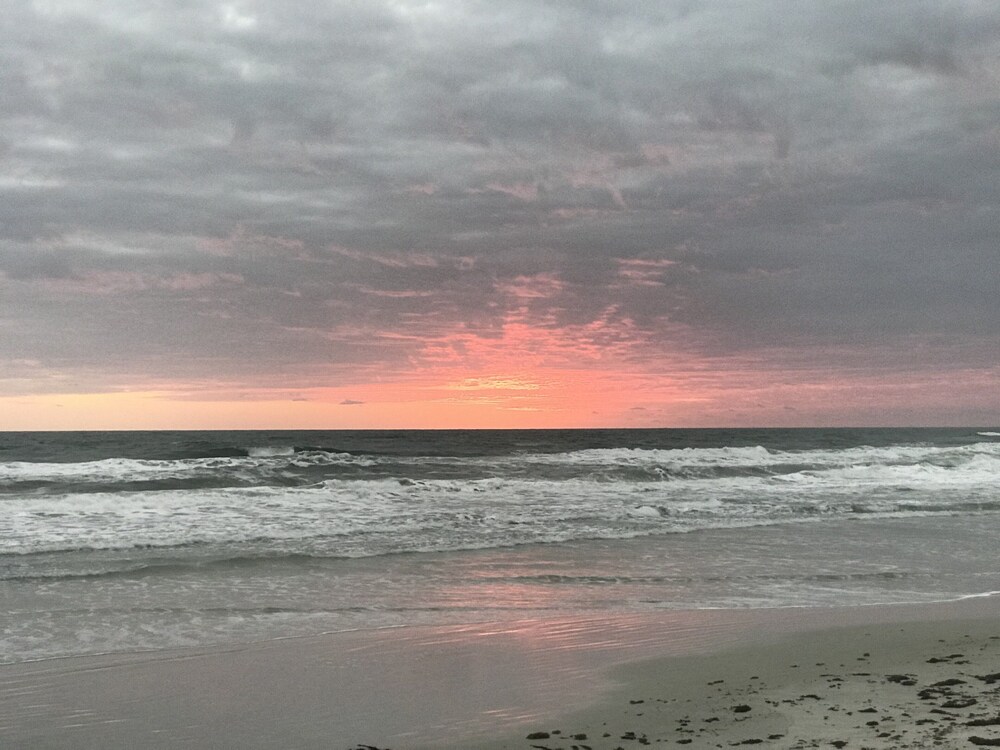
4, 597, 1000, 749
2, 427, 999, 662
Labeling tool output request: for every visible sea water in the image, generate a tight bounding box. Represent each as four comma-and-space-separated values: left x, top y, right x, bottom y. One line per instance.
2, 427, 999, 663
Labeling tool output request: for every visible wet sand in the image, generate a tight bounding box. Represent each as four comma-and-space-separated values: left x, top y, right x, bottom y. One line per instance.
452, 600, 1000, 750
2, 597, 999, 749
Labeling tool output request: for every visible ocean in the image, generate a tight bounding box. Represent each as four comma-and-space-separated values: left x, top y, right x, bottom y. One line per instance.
2, 427, 999, 664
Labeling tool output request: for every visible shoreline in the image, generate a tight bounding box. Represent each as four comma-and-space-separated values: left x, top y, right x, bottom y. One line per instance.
447, 597, 1000, 749
3, 596, 1000, 748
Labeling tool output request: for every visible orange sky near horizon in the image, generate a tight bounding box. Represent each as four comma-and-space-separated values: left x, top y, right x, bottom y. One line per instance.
2, 359, 994, 431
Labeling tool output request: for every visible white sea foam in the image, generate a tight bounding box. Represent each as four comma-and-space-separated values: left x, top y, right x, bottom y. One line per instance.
4, 441, 998, 484
0, 450, 366, 483
246, 445, 296, 457
3, 457, 997, 558
2, 439, 1000, 559
518, 445, 775, 465
497, 443, 1000, 484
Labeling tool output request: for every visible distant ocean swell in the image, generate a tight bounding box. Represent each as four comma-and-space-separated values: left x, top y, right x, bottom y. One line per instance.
3, 440, 999, 568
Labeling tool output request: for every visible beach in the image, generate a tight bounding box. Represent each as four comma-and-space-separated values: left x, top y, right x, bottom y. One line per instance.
3, 429, 1000, 747
456, 596, 1000, 750
6, 0, 1000, 739
3, 595, 1000, 749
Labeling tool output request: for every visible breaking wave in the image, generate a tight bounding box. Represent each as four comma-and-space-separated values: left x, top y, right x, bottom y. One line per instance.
2, 438, 999, 565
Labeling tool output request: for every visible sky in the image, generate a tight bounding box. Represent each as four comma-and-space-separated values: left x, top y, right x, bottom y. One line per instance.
1, 0, 998, 430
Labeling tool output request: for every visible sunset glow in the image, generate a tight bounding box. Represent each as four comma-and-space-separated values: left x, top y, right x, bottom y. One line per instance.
3, 356, 995, 431
1, 1, 998, 430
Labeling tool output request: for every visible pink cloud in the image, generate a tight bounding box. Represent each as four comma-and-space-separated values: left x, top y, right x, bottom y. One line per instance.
45, 271, 243, 295
329, 246, 442, 268
350, 285, 436, 298
200, 229, 307, 259
494, 273, 565, 299
483, 181, 539, 201
615, 257, 677, 286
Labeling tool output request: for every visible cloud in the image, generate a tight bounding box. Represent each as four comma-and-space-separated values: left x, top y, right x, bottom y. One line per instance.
1, 0, 998, 423
339, 399, 364, 405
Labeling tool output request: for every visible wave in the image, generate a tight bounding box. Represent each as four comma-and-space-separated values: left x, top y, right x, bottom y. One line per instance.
3, 438, 1000, 561
3, 440, 999, 485
3, 481, 998, 562
0, 449, 371, 488
245, 445, 296, 458
171, 443, 388, 461
2, 555, 923, 587
481, 570, 913, 586
1, 551, 324, 582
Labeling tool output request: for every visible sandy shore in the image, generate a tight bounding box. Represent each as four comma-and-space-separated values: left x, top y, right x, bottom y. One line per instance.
451, 600, 1000, 750
2, 597, 999, 749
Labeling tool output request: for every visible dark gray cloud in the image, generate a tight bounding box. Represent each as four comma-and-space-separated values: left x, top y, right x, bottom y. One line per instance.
1, 0, 998, 419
